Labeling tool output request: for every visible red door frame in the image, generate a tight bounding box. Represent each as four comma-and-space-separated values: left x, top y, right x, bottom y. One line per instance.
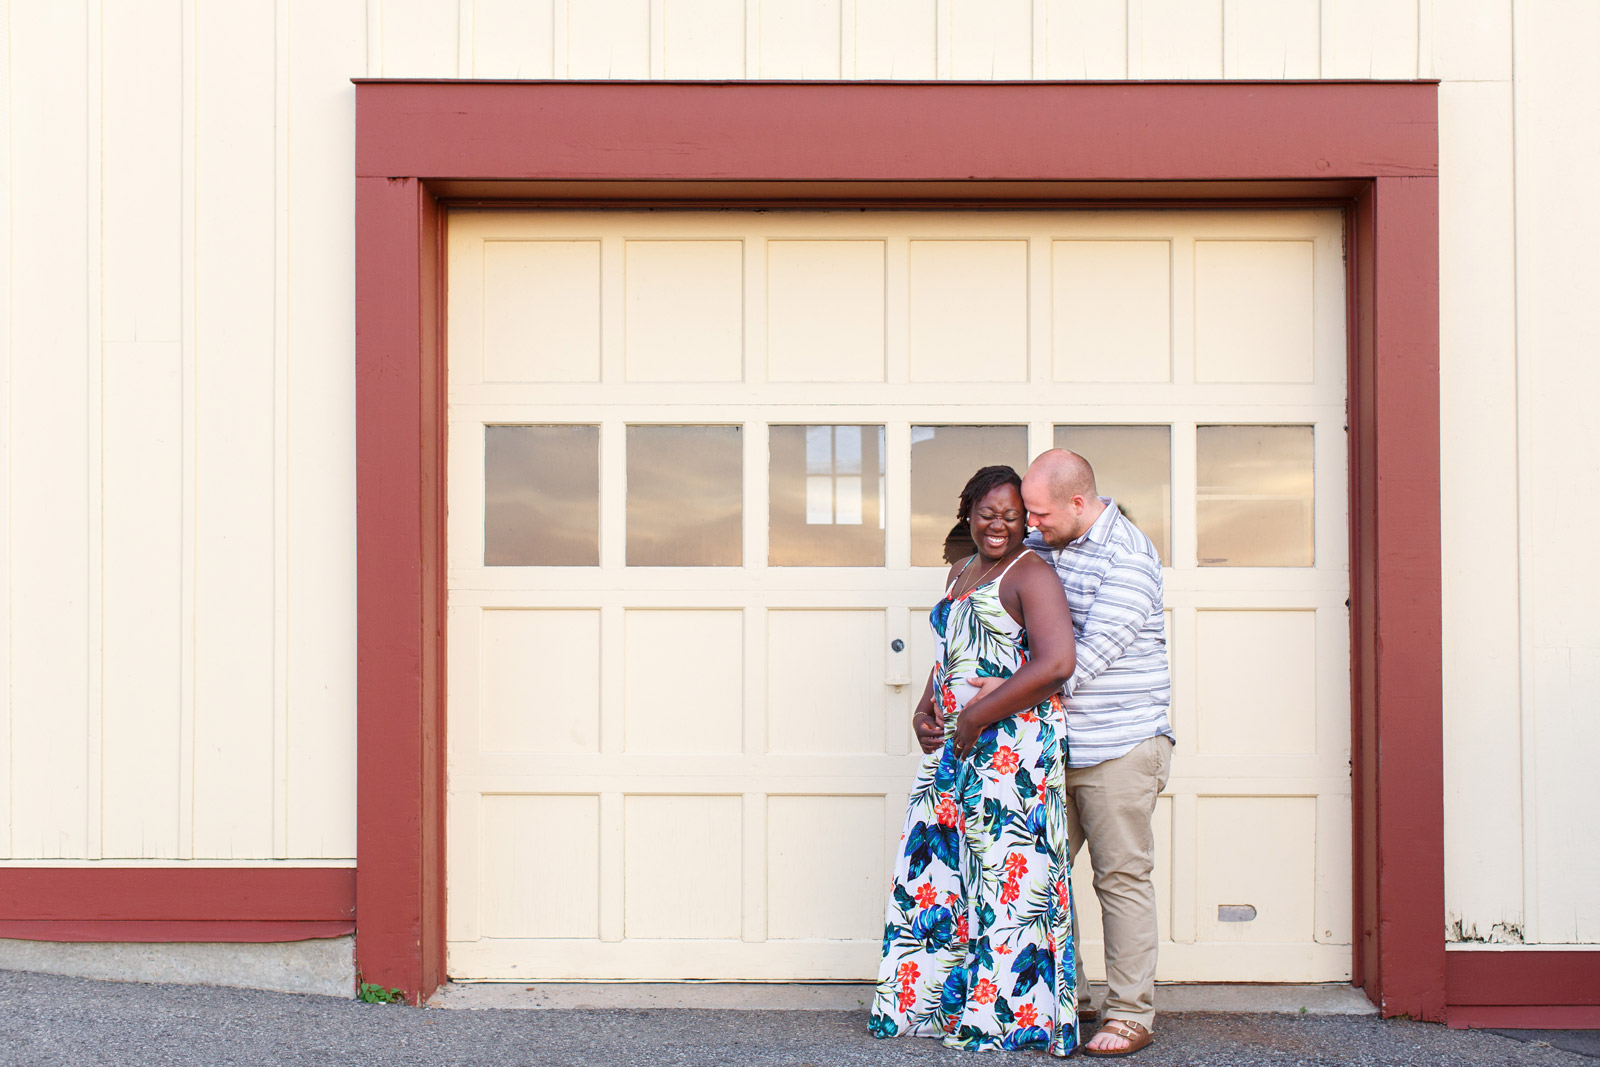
354, 80, 1446, 1013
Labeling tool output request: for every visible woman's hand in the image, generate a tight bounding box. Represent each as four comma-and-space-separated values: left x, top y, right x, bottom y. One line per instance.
952, 701, 988, 759
912, 709, 944, 754
942, 555, 1076, 734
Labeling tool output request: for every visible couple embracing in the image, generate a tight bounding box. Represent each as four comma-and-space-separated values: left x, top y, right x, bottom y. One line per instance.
869, 450, 1175, 1059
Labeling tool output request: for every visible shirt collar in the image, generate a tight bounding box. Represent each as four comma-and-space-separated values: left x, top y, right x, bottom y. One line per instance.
1070, 497, 1118, 548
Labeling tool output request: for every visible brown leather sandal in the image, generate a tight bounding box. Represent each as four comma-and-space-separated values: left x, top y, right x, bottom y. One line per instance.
1081, 1018, 1154, 1058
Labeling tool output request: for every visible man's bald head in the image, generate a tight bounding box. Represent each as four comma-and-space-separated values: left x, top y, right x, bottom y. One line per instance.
1027, 449, 1097, 504
1021, 449, 1104, 547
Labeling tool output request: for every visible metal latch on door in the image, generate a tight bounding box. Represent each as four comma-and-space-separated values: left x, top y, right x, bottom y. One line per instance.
886, 637, 911, 688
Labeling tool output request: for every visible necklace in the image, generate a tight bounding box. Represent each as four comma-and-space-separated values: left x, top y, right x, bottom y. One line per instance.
954, 547, 1021, 600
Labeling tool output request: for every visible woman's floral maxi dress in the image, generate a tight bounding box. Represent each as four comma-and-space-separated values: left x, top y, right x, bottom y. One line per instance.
869, 552, 1078, 1056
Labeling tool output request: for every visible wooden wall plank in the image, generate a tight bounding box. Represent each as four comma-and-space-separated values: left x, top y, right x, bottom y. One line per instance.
1043, 0, 1126, 79
1513, 0, 1600, 945
663, 0, 745, 77
1427, 0, 1510, 82
950, 0, 1032, 78
569, 0, 651, 78
1131, 0, 1221, 77
852, 0, 934, 78
192, 0, 278, 858
758, 0, 840, 77
381, 0, 459, 76
1437, 81, 1522, 942
8, 0, 92, 860
1226, 0, 1318, 78
99, 0, 184, 860
285, 0, 364, 859
1321, 0, 1416, 79
470, 0, 555, 77
100, 344, 184, 857
0, 0, 11, 856
102, 1, 183, 346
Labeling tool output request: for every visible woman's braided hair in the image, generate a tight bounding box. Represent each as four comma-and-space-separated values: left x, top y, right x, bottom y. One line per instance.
956, 465, 1024, 524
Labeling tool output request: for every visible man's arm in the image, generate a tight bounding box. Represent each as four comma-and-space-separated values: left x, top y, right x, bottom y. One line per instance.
965, 553, 1162, 703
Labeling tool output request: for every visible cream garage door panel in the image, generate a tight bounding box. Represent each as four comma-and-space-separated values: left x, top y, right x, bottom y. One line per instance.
481, 240, 601, 383
446, 208, 1349, 981
766, 240, 887, 382
1053, 239, 1172, 383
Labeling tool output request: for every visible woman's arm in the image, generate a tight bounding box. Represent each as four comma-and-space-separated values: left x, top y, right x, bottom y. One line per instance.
910, 664, 942, 754
951, 554, 1076, 758
912, 556, 969, 754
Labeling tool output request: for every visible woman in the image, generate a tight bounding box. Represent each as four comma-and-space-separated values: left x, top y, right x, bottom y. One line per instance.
869, 465, 1081, 1056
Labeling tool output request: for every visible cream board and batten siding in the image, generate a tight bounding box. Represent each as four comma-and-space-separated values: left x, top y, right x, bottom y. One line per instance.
376, 0, 1423, 80
1508, 1, 1600, 946
3, 0, 1593, 957
445, 207, 1351, 981
2, 0, 362, 864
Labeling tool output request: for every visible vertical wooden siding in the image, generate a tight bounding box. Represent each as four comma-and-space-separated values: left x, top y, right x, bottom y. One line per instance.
1, 0, 1590, 953
2, 0, 362, 862
372, 0, 1428, 79
1511, 0, 1600, 946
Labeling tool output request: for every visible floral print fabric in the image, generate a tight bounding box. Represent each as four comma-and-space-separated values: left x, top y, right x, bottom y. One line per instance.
869, 557, 1078, 1056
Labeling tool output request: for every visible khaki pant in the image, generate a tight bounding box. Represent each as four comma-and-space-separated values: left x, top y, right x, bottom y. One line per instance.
1065, 734, 1173, 1033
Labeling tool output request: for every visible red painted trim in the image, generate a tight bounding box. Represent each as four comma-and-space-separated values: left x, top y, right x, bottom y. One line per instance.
1450, 1006, 1600, 1030
0, 920, 354, 943
353, 80, 1444, 1010
1446, 950, 1600, 1009
1347, 192, 1376, 998
354, 81, 1437, 183
356, 174, 437, 1003
421, 189, 449, 999
1367, 175, 1445, 1021
0, 867, 354, 921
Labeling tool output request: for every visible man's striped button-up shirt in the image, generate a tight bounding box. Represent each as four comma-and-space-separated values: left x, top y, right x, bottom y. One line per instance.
1025, 498, 1174, 769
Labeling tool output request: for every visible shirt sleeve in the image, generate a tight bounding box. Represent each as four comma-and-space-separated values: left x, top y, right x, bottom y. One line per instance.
1065, 554, 1163, 695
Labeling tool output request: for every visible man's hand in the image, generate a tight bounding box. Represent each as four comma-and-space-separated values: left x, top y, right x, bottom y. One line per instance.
964, 676, 1005, 701
912, 710, 944, 754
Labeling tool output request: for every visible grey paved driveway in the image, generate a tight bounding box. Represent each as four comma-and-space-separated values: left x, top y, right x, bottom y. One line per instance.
2, 970, 1595, 1066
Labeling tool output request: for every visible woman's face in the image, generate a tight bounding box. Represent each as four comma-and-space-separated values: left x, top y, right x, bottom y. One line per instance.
969, 484, 1027, 561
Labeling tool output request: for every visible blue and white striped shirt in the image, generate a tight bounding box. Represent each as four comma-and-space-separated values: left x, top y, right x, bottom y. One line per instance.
1026, 498, 1174, 769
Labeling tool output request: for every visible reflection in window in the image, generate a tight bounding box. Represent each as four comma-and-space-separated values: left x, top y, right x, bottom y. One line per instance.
627, 425, 743, 566
770, 426, 885, 566
1197, 425, 1314, 567
484, 424, 600, 566
1054, 425, 1172, 565
910, 425, 1029, 567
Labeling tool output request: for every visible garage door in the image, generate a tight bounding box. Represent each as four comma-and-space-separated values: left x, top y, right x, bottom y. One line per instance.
444, 208, 1350, 982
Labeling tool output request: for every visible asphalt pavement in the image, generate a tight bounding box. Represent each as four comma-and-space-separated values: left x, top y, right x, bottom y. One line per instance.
2, 969, 1596, 1067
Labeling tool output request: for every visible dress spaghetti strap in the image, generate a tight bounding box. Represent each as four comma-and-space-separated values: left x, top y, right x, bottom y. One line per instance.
945, 554, 976, 598
991, 548, 1033, 590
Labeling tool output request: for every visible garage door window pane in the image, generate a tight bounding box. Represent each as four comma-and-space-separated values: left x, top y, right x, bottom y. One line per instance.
627, 425, 743, 566
484, 425, 600, 566
770, 425, 885, 566
1197, 425, 1314, 567
910, 426, 1029, 567
1054, 425, 1171, 565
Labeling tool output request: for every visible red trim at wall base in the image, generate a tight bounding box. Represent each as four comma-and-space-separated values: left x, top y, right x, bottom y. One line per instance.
0, 868, 355, 940
1445, 950, 1600, 1028
1450, 1007, 1600, 1030
0, 920, 354, 943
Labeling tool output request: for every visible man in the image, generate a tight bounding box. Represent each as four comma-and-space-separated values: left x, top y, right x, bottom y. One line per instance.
914, 449, 1173, 1057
